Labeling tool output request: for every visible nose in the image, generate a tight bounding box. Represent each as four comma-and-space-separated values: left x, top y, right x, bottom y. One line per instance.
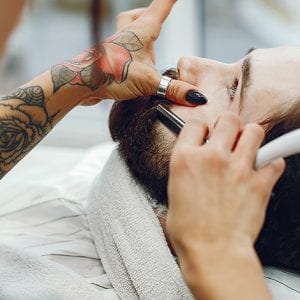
177, 56, 197, 79
177, 56, 214, 84
177, 56, 231, 85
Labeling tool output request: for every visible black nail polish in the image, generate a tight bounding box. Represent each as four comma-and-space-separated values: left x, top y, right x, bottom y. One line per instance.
186, 90, 207, 105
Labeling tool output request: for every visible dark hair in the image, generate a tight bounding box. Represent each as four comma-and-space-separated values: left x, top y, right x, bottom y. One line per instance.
255, 105, 300, 270
109, 96, 172, 206
109, 69, 179, 206
108, 94, 300, 271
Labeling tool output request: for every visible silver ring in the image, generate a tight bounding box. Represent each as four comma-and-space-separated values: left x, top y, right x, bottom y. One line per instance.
156, 75, 172, 98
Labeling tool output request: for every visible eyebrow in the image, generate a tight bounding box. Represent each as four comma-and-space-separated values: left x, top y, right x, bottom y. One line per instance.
239, 55, 252, 112
246, 47, 256, 55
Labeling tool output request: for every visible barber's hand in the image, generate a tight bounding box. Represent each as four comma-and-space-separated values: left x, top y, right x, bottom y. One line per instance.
77, 0, 202, 106
166, 112, 285, 257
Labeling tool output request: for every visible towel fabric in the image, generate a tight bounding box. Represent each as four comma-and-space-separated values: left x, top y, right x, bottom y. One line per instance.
87, 149, 192, 300
0, 242, 106, 300
0, 143, 119, 300
87, 149, 300, 300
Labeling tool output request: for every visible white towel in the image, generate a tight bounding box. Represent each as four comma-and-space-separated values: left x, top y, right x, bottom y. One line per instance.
0, 143, 119, 300
87, 149, 192, 300
0, 242, 106, 300
87, 149, 300, 300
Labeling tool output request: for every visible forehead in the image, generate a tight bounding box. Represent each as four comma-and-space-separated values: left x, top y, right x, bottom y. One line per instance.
239, 46, 300, 122
252, 46, 300, 60
164, 46, 300, 131
248, 46, 300, 94
250, 46, 300, 79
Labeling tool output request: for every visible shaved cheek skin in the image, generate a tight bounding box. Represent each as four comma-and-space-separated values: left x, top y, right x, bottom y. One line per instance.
156, 123, 177, 145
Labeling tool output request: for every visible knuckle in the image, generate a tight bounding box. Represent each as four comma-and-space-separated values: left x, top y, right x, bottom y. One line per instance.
220, 111, 240, 124
253, 182, 270, 199
168, 81, 181, 98
276, 159, 286, 173
116, 12, 127, 20
177, 56, 193, 71
145, 71, 157, 87
245, 123, 265, 138
269, 159, 286, 176
203, 147, 227, 164
140, 71, 158, 95
215, 112, 240, 129
186, 119, 207, 130
171, 146, 195, 171
235, 162, 250, 179
172, 145, 191, 164
229, 159, 254, 182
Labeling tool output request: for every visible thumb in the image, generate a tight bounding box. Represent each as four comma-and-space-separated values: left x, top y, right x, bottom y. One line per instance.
166, 79, 208, 106
258, 157, 286, 189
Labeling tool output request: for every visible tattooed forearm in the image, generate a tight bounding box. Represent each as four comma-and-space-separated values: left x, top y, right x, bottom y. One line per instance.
0, 31, 144, 178
51, 30, 144, 93
1, 86, 45, 105
0, 86, 58, 179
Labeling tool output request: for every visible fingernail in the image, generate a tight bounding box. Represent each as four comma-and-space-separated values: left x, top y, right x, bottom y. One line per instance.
186, 90, 207, 105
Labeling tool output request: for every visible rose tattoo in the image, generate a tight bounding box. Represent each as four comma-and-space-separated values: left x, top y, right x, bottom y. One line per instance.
51, 31, 144, 92
0, 31, 144, 178
0, 86, 57, 177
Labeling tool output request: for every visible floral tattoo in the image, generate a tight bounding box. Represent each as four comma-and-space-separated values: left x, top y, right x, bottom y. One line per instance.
51, 30, 144, 92
0, 30, 144, 178
0, 87, 58, 178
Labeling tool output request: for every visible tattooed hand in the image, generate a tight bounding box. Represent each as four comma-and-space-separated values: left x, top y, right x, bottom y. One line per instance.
0, 0, 203, 179
51, 0, 201, 106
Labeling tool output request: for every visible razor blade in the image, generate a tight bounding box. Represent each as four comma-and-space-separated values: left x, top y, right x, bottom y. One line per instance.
156, 104, 300, 169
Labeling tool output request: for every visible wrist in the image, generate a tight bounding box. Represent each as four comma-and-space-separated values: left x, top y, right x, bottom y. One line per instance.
179, 239, 256, 277
49, 47, 107, 105
178, 241, 270, 300
175, 232, 253, 263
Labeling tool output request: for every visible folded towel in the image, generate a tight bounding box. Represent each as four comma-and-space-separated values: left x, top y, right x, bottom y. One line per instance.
87, 149, 300, 300
87, 149, 192, 300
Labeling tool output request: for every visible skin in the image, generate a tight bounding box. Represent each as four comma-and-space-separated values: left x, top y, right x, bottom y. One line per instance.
163, 48, 300, 299
0, 0, 26, 56
167, 114, 285, 300
102, 20, 297, 298
0, 2, 293, 299
0, 0, 200, 179
171, 46, 300, 131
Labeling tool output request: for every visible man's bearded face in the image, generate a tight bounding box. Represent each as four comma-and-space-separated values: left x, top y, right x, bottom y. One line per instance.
109, 46, 300, 271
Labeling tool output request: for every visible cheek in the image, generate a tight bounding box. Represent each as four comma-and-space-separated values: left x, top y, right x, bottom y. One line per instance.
240, 90, 278, 124
171, 106, 206, 124
171, 103, 229, 133
157, 123, 177, 142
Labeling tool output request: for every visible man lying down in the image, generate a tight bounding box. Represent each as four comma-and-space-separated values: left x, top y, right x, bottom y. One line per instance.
1, 46, 299, 300
87, 46, 300, 299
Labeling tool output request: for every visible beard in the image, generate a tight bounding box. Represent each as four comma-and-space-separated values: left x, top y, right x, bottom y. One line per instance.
108, 87, 300, 272
109, 96, 172, 207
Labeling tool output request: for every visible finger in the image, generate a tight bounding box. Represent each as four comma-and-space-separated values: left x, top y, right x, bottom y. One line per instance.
257, 158, 286, 195
143, 0, 176, 24
235, 123, 265, 163
80, 98, 101, 106
148, 46, 155, 64
116, 8, 146, 31
166, 79, 208, 107
176, 119, 209, 147
209, 112, 241, 151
